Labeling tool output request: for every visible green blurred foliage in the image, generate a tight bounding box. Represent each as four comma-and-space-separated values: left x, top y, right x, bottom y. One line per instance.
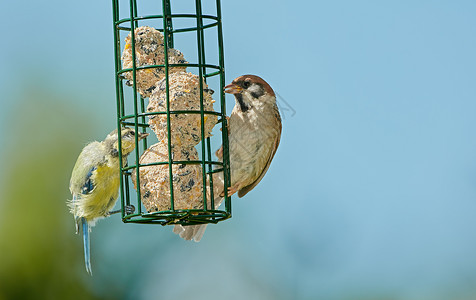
0, 86, 113, 300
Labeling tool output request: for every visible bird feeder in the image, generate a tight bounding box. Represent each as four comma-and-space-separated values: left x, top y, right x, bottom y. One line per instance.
111, 0, 231, 226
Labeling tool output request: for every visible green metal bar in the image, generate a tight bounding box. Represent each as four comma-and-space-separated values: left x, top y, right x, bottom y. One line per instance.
128, 0, 143, 216
196, 4, 216, 211
120, 122, 148, 128
216, 0, 231, 216
124, 213, 229, 223
118, 79, 126, 120
115, 14, 219, 25
130, 209, 229, 217
118, 63, 220, 74
195, 0, 208, 211
205, 70, 221, 78
207, 167, 225, 174
123, 214, 229, 225
117, 22, 218, 34
120, 110, 222, 121
137, 95, 148, 215
164, 0, 174, 48
141, 209, 227, 217
132, 0, 139, 28
124, 172, 132, 212
207, 136, 215, 210
162, 0, 175, 212
169, 22, 218, 34
140, 97, 148, 150
112, 0, 126, 218
123, 160, 224, 171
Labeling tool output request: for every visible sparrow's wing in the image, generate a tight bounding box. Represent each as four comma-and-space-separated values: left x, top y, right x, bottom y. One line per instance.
238, 108, 282, 198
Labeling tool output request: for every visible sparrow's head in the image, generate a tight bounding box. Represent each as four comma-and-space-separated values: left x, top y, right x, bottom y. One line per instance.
224, 75, 275, 112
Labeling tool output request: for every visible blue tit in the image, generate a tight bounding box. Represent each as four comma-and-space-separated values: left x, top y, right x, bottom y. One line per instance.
68, 127, 148, 274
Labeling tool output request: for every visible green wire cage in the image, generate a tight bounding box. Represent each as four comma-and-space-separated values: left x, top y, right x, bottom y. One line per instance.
112, 0, 231, 226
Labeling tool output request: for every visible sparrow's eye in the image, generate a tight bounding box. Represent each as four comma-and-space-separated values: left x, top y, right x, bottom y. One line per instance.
242, 81, 251, 89
129, 131, 135, 136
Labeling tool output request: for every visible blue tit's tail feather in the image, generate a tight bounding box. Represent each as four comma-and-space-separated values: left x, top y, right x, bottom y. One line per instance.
81, 217, 92, 275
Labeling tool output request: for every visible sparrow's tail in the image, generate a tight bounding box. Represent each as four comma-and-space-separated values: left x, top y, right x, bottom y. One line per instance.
81, 217, 92, 275
173, 223, 209, 242
173, 195, 224, 242
173, 172, 225, 242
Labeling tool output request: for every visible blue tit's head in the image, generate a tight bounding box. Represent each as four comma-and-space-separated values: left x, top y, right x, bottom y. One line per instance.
105, 127, 149, 157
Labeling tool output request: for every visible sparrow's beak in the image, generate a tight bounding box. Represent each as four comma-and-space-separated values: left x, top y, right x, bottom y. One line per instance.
224, 83, 242, 94
138, 132, 149, 141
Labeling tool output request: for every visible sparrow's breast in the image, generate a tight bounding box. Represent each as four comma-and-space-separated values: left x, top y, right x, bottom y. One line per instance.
228, 109, 276, 187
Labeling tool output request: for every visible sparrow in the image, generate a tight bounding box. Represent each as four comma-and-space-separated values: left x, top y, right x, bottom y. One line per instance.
173, 74, 282, 241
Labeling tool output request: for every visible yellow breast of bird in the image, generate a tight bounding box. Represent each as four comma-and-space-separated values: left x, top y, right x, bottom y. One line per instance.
82, 161, 120, 220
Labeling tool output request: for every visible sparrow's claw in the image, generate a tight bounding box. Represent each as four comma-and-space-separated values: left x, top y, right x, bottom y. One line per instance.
227, 189, 236, 197
220, 185, 238, 197
219, 116, 230, 133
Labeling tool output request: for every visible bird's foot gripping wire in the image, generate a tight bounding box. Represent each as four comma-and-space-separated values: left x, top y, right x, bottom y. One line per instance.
108, 205, 135, 215
124, 205, 135, 214
220, 184, 238, 197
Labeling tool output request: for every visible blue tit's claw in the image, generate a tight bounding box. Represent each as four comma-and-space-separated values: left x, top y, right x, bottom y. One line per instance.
108, 208, 121, 215
125, 204, 135, 215
108, 204, 135, 215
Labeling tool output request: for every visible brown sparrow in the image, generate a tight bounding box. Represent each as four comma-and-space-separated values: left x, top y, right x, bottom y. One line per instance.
173, 75, 282, 241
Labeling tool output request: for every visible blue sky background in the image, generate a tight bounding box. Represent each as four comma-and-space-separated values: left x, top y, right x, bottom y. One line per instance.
1, 1, 476, 299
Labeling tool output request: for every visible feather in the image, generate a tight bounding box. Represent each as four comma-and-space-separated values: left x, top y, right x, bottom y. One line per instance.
238, 107, 281, 197
81, 167, 97, 195
81, 217, 92, 275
